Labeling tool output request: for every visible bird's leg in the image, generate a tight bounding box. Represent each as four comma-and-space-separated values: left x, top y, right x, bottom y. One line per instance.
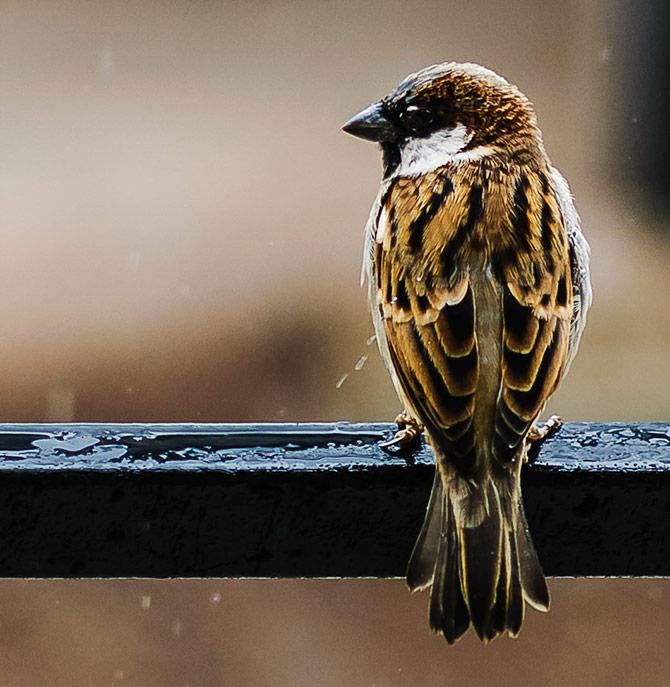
380, 410, 424, 451
525, 415, 563, 464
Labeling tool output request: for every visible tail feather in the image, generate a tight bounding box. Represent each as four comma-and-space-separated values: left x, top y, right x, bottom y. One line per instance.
407, 469, 548, 643
458, 480, 503, 640
506, 529, 525, 636
428, 499, 470, 643
488, 528, 511, 638
407, 471, 444, 592
516, 504, 550, 611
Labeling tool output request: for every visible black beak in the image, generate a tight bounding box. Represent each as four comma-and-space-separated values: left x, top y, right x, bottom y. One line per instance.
342, 101, 396, 143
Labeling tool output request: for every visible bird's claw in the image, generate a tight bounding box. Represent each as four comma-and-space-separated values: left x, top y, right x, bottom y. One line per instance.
380, 411, 424, 452
525, 415, 563, 463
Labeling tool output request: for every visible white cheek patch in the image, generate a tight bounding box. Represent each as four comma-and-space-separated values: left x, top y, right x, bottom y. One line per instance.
393, 124, 493, 177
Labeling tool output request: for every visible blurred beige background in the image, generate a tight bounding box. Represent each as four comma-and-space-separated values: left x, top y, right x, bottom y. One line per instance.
0, 0, 668, 685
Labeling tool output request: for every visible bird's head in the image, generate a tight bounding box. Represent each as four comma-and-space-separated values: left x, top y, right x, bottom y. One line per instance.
343, 62, 542, 178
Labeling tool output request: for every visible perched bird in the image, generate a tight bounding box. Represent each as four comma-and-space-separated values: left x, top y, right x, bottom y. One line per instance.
343, 62, 591, 643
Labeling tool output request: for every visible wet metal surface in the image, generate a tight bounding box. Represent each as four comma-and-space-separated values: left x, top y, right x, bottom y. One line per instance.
0, 422, 668, 473
0, 422, 666, 578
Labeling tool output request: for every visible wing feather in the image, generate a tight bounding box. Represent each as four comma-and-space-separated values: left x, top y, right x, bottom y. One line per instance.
491, 169, 574, 464
375, 169, 479, 473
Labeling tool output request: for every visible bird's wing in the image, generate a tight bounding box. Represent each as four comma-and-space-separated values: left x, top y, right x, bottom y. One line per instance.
491, 169, 574, 464
372, 169, 481, 475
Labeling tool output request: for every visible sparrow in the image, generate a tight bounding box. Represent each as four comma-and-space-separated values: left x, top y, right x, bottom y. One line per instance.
343, 62, 591, 643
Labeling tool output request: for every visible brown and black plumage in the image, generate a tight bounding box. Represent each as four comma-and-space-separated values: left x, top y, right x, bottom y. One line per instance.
344, 63, 591, 643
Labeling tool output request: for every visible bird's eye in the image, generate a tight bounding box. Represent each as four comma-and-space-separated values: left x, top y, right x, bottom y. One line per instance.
400, 105, 433, 134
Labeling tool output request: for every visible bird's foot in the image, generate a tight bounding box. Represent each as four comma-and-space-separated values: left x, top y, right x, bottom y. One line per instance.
525, 415, 563, 463
380, 411, 424, 452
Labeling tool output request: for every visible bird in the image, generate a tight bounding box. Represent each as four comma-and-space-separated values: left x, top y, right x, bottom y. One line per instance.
342, 62, 592, 643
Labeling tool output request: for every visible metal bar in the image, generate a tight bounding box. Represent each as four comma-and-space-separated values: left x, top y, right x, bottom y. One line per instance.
0, 422, 667, 578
